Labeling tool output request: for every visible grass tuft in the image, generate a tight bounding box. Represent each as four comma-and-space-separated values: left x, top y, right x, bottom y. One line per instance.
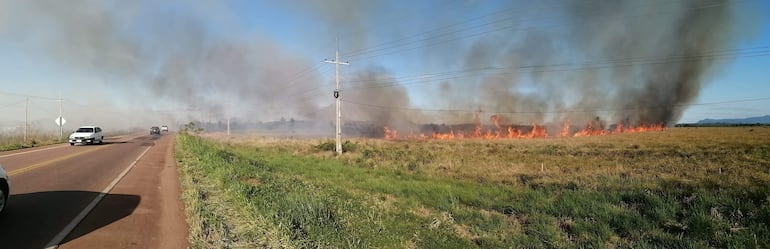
179, 127, 770, 248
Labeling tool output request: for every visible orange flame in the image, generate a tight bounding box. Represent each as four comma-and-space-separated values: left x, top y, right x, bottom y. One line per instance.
490, 115, 501, 129
384, 126, 398, 140
559, 120, 570, 137
527, 123, 548, 138
623, 123, 665, 133
573, 121, 608, 137
383, 116, 663, 140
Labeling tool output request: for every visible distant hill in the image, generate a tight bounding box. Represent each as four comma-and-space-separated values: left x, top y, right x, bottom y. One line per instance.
697, 115, 770, 124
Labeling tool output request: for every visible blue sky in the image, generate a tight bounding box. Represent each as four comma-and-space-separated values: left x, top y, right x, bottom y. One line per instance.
0, 0, 768, 132
235, 0, 770, 123
680, 29, 770, 122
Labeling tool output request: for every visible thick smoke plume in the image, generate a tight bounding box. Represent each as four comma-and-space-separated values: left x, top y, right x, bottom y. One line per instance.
0, 1, 326, 130
0, 0, 763, 135
461, 0, 761, 127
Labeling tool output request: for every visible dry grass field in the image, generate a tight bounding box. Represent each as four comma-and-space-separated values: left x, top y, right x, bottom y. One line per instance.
177, 126, 770, 248
0, 134, 65, 151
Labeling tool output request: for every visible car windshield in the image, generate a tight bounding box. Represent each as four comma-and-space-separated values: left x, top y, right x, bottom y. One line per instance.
76, 128, 94, 133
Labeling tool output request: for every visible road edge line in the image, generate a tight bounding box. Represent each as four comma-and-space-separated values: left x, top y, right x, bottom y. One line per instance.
0, 144, 68, 158
44, 145, 154, 249
8, 146, 108, 177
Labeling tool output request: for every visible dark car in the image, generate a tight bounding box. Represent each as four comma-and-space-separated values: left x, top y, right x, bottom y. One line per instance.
150, 126, 161, 135
0, 164, 9, 214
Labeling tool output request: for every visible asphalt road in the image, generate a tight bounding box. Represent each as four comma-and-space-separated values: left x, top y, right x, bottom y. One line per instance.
0, 133, 188, 249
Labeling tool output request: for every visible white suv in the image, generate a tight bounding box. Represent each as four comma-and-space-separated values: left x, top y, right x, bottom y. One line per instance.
69, 126, 104, 145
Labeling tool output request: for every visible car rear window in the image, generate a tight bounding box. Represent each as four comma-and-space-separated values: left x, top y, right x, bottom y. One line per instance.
76, 128, 94, 132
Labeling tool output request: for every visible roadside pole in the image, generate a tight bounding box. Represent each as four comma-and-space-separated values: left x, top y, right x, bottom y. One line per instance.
324, 42, 349, 156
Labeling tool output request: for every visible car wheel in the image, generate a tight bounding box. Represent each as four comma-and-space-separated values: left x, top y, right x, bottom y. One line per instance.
0, 186, 6, 214
70, 143, 74, 146
99, 137, 103, 144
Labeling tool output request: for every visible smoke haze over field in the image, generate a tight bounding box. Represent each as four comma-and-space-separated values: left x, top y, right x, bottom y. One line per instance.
0, 0, 765, 135
455, 0, 761, 127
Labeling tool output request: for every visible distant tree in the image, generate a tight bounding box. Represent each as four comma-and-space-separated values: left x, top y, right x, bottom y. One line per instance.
183, 121, 204, 134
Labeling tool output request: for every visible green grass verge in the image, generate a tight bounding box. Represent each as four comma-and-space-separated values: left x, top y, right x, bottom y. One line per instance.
177, 128, 770, 248
0, 135, 66, 151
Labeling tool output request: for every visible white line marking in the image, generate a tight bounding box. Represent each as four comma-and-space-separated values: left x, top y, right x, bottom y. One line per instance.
0, 135, 147, 159
0, 145, 69, 158
45, 145, 154, 249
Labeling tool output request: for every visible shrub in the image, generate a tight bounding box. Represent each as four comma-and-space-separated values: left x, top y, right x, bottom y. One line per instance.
315, 140, 357, 153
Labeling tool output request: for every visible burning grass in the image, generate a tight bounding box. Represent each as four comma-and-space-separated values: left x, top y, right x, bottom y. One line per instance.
383, 114, 664, 140
179, 127, 770, 248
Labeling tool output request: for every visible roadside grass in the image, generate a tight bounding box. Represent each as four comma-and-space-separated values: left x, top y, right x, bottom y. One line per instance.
0, 134, 66, 151
177, 127, 770, 248
0, 129, 139, 152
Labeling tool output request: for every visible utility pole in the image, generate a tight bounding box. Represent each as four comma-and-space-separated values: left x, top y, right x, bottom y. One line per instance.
58, 95, 63, 138
324, 42, 349, 156
25, 97, 28, 142
225, 99, 231, 137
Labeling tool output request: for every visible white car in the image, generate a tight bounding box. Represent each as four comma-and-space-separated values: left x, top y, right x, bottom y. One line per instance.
0, 164, 8, 214
160, 125, 169, 132
69, 126, 104, 145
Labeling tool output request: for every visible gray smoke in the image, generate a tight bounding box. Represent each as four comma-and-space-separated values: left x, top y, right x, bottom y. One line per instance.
343, 66, 423, 128
0, 0, 763, 134
0, 1, 326, 130
566, 0, 736, 125
463, 0, 762, 126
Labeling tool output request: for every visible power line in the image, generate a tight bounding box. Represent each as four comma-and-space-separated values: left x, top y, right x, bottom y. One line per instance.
28, 100, 59, 117
520, 47, 770, 72
265, 0, 763, 119
344, 0, 752, 63
272, 0, 755, 106
273, 0, 462, 96
274, 68, 334, 99
0, 91, 59, 101
0, 99, 27, 110
272, 0, 770, 100
277, 62, 328, 92
341, 97, 770, 115
342, 0, 595, 60
266, 45, 770, 112
267, 44, 770, 112
338, 46, 770, 91
344, 3, 528, 58
270, 1, 565, 104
